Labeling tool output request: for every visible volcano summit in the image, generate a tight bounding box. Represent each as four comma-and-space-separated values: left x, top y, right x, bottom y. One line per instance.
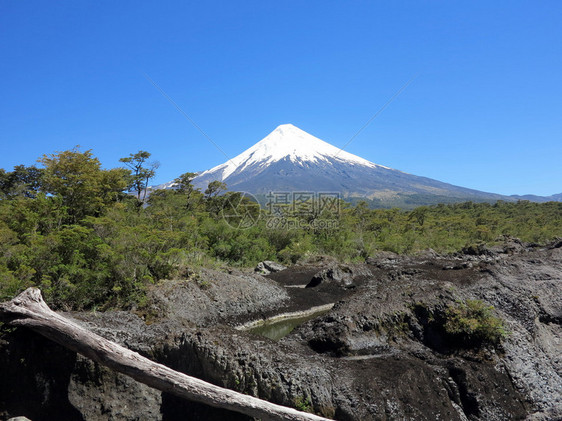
189, 124, 507, 206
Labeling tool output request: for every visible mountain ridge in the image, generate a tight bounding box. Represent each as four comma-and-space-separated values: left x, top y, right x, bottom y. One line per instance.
155, 124, 560, 207
191, 124, 509, 203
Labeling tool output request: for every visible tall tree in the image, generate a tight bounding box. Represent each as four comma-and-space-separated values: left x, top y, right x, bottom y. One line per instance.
174, 172, 202, 210
204, 180, 226, 200
204, 180, 227, 216
0, 165, 44, 198
119, 151, 159, 202
39, 147, 128, 222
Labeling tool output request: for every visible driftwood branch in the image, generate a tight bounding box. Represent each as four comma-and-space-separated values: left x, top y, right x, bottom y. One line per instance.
0, 288, 332, 421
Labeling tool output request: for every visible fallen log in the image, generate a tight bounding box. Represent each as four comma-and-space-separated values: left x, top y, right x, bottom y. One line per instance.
0, 288, 332, 421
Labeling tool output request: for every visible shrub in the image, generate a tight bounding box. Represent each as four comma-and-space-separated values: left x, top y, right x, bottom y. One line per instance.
444, 299, 508, 345
294, 396, 312, 413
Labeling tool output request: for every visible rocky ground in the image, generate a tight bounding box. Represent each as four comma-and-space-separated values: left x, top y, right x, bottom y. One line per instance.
1, 238, 561, 420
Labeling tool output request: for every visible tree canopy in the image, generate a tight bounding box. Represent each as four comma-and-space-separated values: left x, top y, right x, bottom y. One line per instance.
119, 150, 159, 202
38, 148, 129, 222
1, 147, 561, 310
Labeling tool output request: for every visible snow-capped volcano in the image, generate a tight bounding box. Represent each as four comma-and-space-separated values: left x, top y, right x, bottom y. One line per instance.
198, 124, 386, 181
186, 124, 510, 205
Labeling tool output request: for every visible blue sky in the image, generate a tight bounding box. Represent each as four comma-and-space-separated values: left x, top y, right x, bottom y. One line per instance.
1, 1, 561, 196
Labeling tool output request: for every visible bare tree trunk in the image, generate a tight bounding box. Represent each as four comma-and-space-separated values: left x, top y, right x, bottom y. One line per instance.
0, 288, 332, 421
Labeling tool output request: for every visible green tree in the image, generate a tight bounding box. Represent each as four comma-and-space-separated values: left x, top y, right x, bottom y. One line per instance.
0, 165, 44, 198
174, 172, 203, 210
204, 180, 227, 216
204, 180, 227, 199
119, 150, 159, 202
39, 148, 129, 223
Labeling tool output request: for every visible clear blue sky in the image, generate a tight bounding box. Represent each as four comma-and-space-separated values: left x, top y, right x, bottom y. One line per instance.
1, 1, 561, 196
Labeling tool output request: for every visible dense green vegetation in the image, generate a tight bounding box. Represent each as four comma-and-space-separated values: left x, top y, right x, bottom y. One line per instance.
1, 148, 561, 310
413, 299, 508, 348
443, 299, 508, 346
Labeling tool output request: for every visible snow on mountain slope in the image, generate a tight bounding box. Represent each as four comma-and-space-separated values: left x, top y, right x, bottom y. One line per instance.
197, 124, 387, 181
152, 123, 515, 205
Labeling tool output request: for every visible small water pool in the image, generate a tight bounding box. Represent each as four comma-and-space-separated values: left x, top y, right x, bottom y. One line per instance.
248, 308, 331, 341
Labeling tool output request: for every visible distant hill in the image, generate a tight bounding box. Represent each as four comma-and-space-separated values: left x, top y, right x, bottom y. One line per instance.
510, 193, 562, 203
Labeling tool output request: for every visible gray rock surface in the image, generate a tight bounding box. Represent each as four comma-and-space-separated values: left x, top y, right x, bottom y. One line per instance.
1, 239, 560, 420
255, 260, 287, 275
297, 243, 562, 420
306, 264, 372, 289
68, 356, 162, 421
146, 267, 289, 327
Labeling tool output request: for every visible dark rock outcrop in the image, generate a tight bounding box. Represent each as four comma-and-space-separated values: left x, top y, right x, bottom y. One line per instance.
297, 242, 562, 420
1, 240, 560, 420
305, 264, 371, 289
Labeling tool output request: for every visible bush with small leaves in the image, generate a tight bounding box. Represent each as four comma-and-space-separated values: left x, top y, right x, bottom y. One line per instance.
444, 299, 508, 346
